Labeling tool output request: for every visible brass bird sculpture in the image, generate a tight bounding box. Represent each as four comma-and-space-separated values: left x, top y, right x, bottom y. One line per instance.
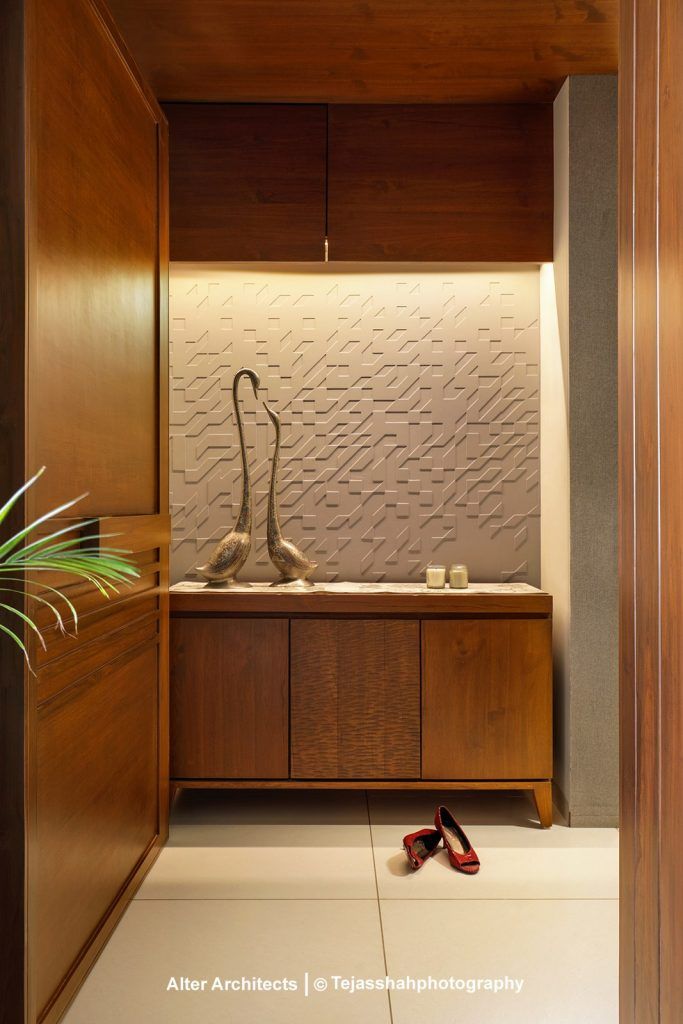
197, 368, 260, 584
264, 402, 317, 586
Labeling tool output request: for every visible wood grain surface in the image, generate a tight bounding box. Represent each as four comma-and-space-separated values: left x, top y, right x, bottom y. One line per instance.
620, 0, 683, 1018
658, 2, 683, 1016
107, 0, 617, 104
328, 104, 554, 262
291, 619, 420, 779
164, 103, 327, 261
27, 0, 161, 517
34, 643, 159, 1016
6, 2, 172, 1021
170, 586, 552, 617
171, 618, 289, 779
0, 1, 29, 1018
421, 618, 552, 780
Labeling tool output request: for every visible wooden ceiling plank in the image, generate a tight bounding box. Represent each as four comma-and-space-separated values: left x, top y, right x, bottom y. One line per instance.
107, 0, 618, 104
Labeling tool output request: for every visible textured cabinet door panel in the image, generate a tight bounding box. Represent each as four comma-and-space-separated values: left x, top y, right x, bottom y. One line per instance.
170, 618, 288, 778
422, 619, 552, 779
291, 619, 420, 779
35, 643, 159, 1015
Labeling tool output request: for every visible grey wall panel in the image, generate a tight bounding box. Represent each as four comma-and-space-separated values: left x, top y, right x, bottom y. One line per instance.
169, 265, 540, 585
546, 76, 618, 827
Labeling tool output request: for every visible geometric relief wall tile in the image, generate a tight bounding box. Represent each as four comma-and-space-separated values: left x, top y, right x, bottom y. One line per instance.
170, 265, 540, 585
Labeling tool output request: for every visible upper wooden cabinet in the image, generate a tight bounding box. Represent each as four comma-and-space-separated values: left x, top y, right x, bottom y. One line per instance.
327, 105, 553, 262
165, 102, 552, 263
164, 103, 327, 261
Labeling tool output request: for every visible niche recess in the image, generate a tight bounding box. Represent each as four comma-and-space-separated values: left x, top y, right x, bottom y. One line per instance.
169, 263, 540, 585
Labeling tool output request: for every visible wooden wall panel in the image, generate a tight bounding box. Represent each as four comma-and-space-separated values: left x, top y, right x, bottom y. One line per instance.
290, 619, 420, 779
0, 1, 170, 1021
164, 103, 327, 261
327, 105, 553, 262
620, 0, 683, 1019
107, 0, 617, 105
34, 643, 159, 1017
658, 2, 683, 1015
27, 513, 169, 1024
27, 0, 160, 517
170, 618, 289, 779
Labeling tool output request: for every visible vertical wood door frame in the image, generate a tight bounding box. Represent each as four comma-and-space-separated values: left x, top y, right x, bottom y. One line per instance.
619, 0, 683, 1019
0, 0, 28, 1020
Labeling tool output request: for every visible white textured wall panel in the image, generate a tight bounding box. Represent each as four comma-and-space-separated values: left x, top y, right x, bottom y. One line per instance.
170, 264, 540, 584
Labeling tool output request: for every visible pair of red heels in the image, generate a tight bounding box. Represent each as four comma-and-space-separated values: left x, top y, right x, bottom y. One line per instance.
403, 805, 480, 874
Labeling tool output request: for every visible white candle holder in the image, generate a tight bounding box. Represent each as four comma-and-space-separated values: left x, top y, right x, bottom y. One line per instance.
425, 564, 447, 589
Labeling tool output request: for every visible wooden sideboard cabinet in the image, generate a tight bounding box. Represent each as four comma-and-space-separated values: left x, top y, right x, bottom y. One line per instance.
170, 582, 554, 826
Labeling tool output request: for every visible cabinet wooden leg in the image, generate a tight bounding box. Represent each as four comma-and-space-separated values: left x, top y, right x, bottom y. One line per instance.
532, 781, 553, 828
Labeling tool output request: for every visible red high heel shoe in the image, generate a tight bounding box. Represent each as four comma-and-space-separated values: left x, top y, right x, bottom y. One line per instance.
403, 828, 442, 870
434, 806, 480, 874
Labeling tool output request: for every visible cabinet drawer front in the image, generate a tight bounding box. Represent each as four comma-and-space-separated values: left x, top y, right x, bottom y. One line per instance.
422, 618, 552, 780
291, 618, 420, 779
170, 618, 289, 779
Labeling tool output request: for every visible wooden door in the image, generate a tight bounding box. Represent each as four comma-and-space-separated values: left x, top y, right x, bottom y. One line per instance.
170, 618, 289, 779
164, 103, 327, 260
422, 619, 552, 780
619, 0, 683, 1019
0, 1, 169, 1021
290, 619, 420, 779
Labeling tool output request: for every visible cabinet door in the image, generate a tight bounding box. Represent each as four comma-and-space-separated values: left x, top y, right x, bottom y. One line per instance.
164, 103, 327, 260
171, 618, 289, 778
291, 619, 420, 779
327, 105, 553, 261
422, 619, 552, 780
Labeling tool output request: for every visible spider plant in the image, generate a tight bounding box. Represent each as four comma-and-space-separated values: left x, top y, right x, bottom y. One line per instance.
0, 467, 139, 668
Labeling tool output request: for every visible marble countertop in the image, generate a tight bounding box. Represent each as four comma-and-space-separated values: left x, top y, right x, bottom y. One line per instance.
171, 580, 546, 597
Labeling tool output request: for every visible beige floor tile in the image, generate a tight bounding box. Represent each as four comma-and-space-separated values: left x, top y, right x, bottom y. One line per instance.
136, 789, 376, 899
136, 843, 378, 900
380, 898, 618, 1024
168, 788, 372, 844
63, 900, 390, 1024
369, 790, 618, 899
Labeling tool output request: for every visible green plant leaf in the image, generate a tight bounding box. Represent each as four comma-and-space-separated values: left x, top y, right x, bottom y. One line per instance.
6, 552, 137, 578
0, 491, 90, 560
0, 466, 45, 529
4, 561, 122, 592
5, 520, 104, 562
0, 577, 79, 631
0, 621, 31, 667
9, 537, 134, 567
0, 587, 73, 635
0, 471, 140, 669
0, 602, 46, 650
